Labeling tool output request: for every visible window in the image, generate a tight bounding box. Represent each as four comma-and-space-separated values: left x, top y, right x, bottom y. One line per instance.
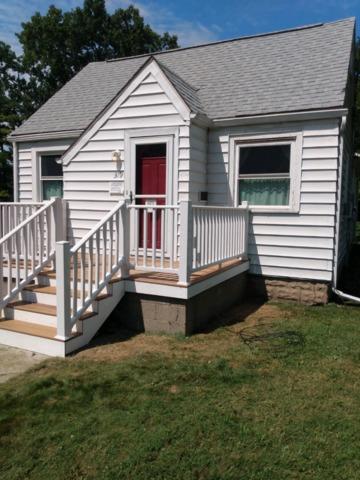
238, 143, 291, 206
41, 154, 63, 200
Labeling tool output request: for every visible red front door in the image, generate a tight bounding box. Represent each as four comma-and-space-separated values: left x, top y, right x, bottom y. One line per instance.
136, 155, 166, 249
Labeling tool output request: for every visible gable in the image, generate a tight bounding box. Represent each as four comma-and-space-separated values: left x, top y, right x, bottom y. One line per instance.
61, 60, 191, 165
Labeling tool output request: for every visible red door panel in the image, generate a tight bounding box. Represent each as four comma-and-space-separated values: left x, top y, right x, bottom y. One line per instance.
137, 156, 166, 249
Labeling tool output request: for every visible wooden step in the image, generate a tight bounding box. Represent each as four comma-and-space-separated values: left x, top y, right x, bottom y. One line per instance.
7, 300, 97, 321
0, 318, 81, 340
23, 284, 112, 301
0, 318, 57, 339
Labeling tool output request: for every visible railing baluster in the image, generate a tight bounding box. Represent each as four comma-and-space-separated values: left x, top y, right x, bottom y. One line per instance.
81, 244, 86, 305
15, 230, 20, 291
152, 208, 156, 268
135, 209, 139, 267
95, 230, 100, 291
143, 209, 147, 267
160, 209, 165, 269
72, 252, 78, 319
109, 216, 113, 271
88, 237, 93, 299
102, 223, 107, 281
7, 238, 12, 297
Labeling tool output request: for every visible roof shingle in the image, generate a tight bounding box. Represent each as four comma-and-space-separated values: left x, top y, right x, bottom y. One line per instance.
11, 18, 355, 137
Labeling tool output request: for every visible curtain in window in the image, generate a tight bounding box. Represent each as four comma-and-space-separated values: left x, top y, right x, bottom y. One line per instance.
239, 178, 289, 206
42, 180, 63, 200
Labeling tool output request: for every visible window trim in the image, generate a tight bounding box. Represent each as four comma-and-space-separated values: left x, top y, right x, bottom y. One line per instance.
40, 154, 63, 201
31, 147, 66, 202
229, 131, 302, 213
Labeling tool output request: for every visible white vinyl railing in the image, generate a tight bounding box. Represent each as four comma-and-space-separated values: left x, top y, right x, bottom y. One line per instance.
0, 202, 44, 239
191, 205, 249, 272
55, 201, 128, 339
127, 200, 249, 284
128, 204, 178, 272
0, 198, 65, 312
178, 201, 249, 285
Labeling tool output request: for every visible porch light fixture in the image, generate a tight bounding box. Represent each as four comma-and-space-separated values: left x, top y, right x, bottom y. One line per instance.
112, 150, 121, 162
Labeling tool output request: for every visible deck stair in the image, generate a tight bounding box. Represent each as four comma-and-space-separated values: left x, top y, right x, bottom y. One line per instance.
0, 265, 125, 356
0, 199, 250, 356
0, 200, 128, 356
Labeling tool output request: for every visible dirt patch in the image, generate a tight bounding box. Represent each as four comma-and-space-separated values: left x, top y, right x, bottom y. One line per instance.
74, 301, 288, 363
0, 345, 48, 383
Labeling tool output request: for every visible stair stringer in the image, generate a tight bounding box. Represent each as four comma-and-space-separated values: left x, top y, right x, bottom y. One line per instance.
64, 280, 125, 355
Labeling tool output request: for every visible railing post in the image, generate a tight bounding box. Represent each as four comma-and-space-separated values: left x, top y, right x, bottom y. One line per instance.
120, 201, 130, 278
55, 241, 71, 340
242, 201, 249, 260
178, 200, 193, 285
51, 197, 67, 242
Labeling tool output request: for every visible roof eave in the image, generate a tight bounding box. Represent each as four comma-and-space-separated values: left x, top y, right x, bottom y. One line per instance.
211, 107, 348, 127
8, 129, 84, 142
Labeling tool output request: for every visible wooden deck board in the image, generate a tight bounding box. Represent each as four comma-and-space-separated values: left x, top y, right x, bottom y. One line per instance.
0, 318, 57, 339
128, 258, 246, 286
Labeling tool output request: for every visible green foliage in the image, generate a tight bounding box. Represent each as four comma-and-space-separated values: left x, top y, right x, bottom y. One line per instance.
0, 41, 24, 200
17, 0, 179, 112
0, 0, 178, 201
354, 37, 360, 152
1, 302, 360, 479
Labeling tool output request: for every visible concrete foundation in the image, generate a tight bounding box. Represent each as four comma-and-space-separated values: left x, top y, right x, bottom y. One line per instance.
247, 275, 330, 305
114, 271, 247, 334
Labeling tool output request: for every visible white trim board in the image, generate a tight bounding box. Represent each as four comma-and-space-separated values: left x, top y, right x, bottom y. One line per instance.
61, 59, 191, 166
124, 261, 250, 299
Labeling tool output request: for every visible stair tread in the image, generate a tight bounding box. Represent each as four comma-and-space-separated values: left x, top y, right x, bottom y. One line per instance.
0, 318, 57, 339
0, 318, 81, 340
7, 301, 97, 320
24, 285, 112, 302
24, 285, 56, 294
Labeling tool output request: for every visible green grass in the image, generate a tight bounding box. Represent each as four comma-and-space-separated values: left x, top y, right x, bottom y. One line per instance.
1, 301, 360, 479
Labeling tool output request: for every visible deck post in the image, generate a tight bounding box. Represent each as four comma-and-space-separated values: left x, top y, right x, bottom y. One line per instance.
55, 241, 71, 340
242, 201, 249, 260
178, 200, 193, 285
50, 197, 67, 242
121, 201, 130, 278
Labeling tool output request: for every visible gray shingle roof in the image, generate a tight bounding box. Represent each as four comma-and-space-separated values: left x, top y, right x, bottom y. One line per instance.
11, 18, 355, 137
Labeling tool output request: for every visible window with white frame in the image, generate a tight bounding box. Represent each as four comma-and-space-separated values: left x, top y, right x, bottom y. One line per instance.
40, 154, 63, 200
234, 132, 304, 210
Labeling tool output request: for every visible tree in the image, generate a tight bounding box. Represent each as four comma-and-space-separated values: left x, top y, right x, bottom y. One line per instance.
0, 41, 24, 200
18, 0, 179, 114
354, 37, 360, 153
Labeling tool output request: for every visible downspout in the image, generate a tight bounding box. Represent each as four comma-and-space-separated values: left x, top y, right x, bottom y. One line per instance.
12, 141, 18, 202
331, 115, 360, 303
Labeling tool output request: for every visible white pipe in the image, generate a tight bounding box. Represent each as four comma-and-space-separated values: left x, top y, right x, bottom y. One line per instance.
332, 288, 360, 304
331, 115, 360, 304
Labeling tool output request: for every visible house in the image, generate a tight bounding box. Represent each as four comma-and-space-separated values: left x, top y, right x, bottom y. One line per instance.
0, 17, 356, 356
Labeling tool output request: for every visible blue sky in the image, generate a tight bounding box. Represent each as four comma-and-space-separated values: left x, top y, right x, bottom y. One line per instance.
0, 0, 359, 53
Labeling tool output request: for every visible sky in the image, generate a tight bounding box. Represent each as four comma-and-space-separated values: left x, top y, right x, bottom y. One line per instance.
0, 0, 359, 54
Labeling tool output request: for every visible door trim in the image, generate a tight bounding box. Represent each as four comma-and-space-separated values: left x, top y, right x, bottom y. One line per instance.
124, 128, 178, 206
124, 128, 179, 256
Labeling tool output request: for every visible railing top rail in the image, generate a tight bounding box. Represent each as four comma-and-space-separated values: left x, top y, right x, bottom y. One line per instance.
71, 201, 125, 253
192, 204, 249, 211
128, 204, 178, 210
0, 198, 56, 247
0, 202, 44, 206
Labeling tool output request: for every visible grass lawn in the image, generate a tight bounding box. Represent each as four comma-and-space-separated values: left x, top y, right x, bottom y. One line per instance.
1, 301, 360, 479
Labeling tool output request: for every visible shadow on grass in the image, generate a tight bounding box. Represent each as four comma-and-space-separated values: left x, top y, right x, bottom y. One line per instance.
198, 299, 267, 334
237, 323, 305, 357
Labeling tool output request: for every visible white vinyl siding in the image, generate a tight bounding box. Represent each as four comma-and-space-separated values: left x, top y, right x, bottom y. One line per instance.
17, 138, 74, 202
63, 72, 189, 242
207, 119, 340, 281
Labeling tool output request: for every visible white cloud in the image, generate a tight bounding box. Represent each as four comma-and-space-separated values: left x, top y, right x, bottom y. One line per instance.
106, 0, 221, 46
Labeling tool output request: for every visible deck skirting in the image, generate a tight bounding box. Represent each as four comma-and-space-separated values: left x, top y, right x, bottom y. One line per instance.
114, 269, 247, 335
